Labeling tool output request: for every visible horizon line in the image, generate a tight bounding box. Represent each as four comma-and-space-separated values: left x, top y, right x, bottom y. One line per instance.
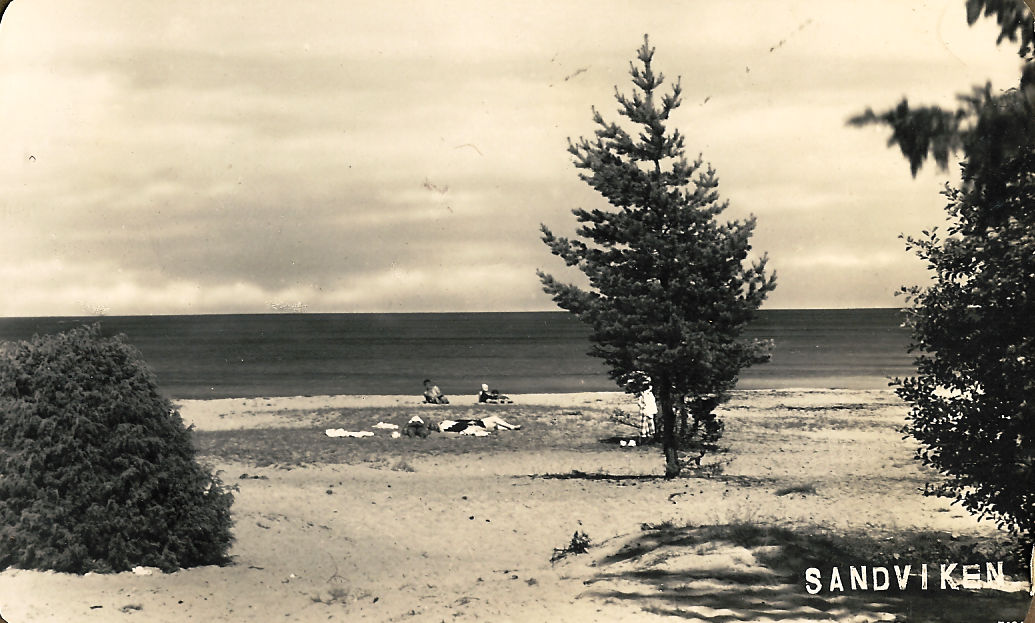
0, 307, 908, 320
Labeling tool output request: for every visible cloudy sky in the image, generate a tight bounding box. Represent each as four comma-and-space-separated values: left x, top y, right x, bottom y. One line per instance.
0, 0, 1024, 316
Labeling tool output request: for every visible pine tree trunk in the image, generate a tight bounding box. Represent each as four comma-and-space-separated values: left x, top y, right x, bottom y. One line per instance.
657, 382, 681, 478
676, 394, 688, 440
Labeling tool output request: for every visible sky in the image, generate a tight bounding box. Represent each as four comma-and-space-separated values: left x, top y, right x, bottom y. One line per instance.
0, 0, 1025, 316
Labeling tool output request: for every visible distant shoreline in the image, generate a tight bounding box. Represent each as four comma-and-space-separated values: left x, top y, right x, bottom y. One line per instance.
162, 374, 902, 402
175, 387, 902, 432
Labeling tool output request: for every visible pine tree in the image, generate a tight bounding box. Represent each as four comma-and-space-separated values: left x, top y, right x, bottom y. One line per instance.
537, 36, 777, 478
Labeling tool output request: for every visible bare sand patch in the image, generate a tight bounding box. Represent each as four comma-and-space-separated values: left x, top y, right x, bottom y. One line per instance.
175, 392, 630, 431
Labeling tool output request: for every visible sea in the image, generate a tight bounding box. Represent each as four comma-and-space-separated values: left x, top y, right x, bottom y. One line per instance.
0, 309, 915, 401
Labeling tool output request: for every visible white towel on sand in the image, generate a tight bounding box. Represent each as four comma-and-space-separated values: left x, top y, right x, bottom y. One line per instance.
325, 429, 374, 438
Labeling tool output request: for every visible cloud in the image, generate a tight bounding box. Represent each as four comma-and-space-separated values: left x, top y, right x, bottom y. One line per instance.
780, 251, 904, 269
0, 0, 1024, 316
0, 254, 557, 316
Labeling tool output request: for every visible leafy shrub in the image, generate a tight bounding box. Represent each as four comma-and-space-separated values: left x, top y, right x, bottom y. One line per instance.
895, 148, 1035, 552
0, 324, 234, 573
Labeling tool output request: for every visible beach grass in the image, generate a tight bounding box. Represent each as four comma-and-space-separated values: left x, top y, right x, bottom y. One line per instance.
192, 403, 629, 467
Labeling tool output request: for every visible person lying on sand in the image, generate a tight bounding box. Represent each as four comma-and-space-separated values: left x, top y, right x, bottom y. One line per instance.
435, 415, 521, 434
402, 415, 432, 438
477, 383, 512, 404
423, 379, 450, 404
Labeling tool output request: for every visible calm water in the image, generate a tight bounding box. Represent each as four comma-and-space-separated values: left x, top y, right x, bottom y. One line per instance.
0, 310, 914, 400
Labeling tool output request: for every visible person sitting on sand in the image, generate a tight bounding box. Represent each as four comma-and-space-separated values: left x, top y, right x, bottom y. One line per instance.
477, 383, 512, 404
434, 415, 521, 433
423, 379, 449, 404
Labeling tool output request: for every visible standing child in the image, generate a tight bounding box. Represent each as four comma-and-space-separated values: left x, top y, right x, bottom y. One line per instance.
638, 385, 657, 441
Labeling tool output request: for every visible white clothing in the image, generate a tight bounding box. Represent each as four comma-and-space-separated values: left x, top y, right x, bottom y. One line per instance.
325, 429, 374, 438
638, 388, 657, 438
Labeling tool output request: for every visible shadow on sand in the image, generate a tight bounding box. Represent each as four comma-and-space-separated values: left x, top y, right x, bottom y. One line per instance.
526, 470, 664, 482
568, 523, 1031, 622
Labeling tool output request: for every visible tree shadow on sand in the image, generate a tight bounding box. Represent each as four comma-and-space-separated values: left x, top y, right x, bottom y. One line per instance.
567, 523, 1031, 622
527, 470, 664, 482
523, 464, 737, 481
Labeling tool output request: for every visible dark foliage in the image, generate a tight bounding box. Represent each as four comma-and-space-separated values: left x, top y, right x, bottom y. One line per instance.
848, 77, 1035, 180
966, 0, 1035, 58
0, 324, 234, 573
852, 0, 1035, 558
895, 148, 1035, 547
848, 1, 1035, 179
537, 36, 776, 478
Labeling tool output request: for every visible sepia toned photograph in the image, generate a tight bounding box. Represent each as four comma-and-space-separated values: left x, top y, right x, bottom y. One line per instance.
0, 0, 1033, 621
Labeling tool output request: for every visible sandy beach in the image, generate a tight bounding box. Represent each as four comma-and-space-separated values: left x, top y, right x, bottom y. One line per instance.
0, 389, 1030, 622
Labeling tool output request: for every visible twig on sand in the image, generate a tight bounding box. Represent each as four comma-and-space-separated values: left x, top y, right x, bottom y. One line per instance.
326, 553, 345, 584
